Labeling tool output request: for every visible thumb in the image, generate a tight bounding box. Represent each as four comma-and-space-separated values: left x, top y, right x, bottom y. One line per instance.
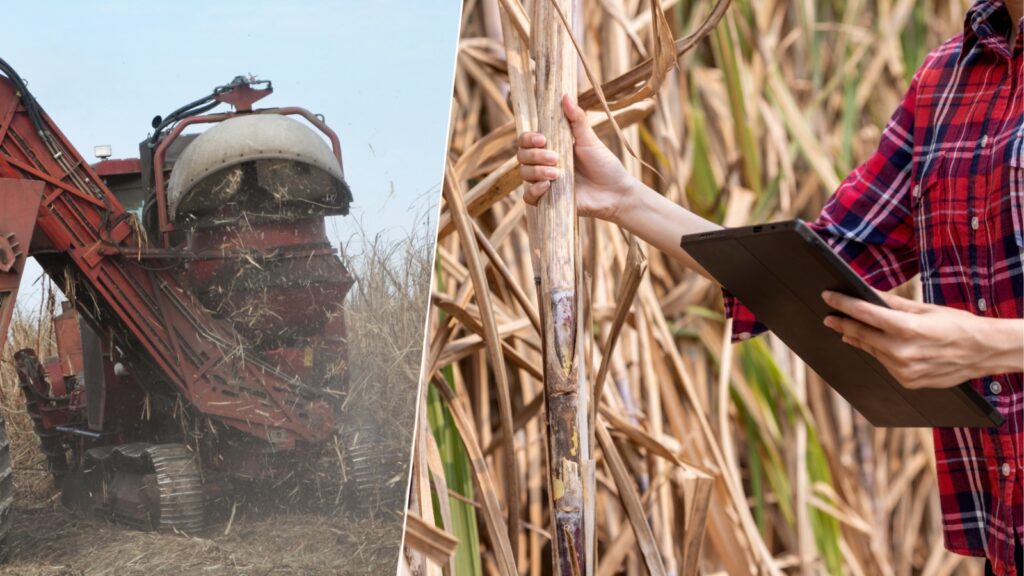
561, 94, 600, 147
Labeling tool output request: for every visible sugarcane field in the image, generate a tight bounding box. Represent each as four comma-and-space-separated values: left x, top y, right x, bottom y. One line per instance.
403, 0, 1020, 575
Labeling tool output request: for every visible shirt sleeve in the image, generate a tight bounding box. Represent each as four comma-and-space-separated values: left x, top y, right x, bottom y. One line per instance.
723, 71, 921, 343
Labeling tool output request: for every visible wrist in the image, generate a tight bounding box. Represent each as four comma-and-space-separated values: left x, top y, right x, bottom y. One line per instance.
609, 178, 652, 228
974, 316, 1024, 376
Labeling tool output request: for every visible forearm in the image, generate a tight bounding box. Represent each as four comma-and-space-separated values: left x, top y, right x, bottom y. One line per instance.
612, 180, 721, 281
975, 316, 1024, 376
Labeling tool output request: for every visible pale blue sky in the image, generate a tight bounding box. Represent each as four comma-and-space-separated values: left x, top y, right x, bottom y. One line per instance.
6, 0, 460, 305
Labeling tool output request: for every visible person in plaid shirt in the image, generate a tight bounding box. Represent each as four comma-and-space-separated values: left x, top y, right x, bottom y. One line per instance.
517, 0, 1023, 572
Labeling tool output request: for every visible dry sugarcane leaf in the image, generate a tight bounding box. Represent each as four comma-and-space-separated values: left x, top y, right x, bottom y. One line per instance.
497, 0, 531, 47
596, 418, 667, 576
472, 222, 541, 333
459, 50, 514, 125
595, 0, 649, 58
593, 237, 647, 410
675, 466, 714, 576
435, 314, 542, 381
404, 512, 461, 569
577, 0, 732, 111
423, 416, 455, 527
497, 0, 543, 287
437, 319, 535, 356
598, 406, 679, 464
442, 160, 522, 555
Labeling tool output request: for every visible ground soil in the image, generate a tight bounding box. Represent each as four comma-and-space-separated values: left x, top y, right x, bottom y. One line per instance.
0, 329, 415, 576
0, 468, 404, 576
0, 358, 412, 576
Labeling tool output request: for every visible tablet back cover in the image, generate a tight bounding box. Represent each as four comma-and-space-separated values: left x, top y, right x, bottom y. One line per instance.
680, 220, 1001, 428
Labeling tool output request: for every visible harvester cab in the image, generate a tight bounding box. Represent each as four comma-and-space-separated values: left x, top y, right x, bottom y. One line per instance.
0, 61, 357, 546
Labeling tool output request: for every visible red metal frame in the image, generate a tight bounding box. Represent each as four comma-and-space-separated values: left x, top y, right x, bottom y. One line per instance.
92, 158, 142, 178
0, 179, 43, 356
0, 78, 335, 448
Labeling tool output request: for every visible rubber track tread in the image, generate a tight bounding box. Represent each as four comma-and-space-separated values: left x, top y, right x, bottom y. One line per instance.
143, 444, 204, 533
343, 425, 385, 517
0, 415, 14, 560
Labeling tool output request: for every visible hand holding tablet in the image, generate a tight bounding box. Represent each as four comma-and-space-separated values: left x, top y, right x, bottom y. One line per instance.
680, 219, 1002, 428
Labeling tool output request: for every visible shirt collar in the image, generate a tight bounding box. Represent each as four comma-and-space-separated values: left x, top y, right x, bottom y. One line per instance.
959, 0, 1018, 62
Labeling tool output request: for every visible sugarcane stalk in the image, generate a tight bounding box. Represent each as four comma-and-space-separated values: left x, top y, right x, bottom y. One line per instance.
530, 1, 592, 574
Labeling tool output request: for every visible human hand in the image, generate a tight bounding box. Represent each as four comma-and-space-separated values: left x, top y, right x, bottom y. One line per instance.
821, 290, 1020, 390
517, 95, 636, 223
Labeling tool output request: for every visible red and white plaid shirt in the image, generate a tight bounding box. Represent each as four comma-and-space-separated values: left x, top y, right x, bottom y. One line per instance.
723, 1, 1023, 572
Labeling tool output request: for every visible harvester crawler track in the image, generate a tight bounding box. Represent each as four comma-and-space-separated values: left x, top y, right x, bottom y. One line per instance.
0, 415, 12, 558
343, 424, 387, 517
85, 443, 204, 534
147, 444, 205, 533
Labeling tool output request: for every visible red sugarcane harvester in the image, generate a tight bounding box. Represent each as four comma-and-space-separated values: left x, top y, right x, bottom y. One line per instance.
0, 59, 357, 550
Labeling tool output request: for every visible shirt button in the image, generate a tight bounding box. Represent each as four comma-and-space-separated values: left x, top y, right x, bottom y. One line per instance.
912, 184, 921, 197
970, 216, 980, 230
738, 332, 751, 341
977, 298, 987, 312
990, 381, 1002, 395
1001, 462, 1011, 477
979, 134, 988, 148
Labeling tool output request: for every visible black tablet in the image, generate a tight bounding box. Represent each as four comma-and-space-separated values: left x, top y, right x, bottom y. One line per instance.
680, 219, 1002, 428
